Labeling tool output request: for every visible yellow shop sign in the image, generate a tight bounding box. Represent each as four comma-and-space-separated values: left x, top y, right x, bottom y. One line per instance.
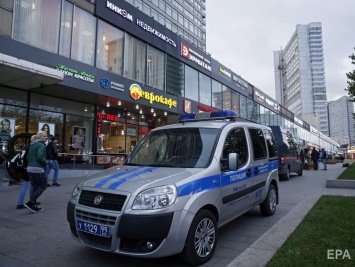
129, 84, 177, 108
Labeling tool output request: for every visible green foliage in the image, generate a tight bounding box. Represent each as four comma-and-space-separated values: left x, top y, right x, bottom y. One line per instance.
266, 196, 355, 267
345, 47, 355, 102
337, 162, 355, 180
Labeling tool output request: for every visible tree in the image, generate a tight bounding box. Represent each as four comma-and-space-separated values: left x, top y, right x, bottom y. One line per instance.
345, 47, 355, 102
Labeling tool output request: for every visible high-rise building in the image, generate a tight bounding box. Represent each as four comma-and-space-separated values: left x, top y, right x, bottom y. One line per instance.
125, 0, 207, 51
328, 96, 355, 146
274, 22, 329, 136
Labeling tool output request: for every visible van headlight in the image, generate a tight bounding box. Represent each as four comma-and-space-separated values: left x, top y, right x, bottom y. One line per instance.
132, 185, 177, 210
71, 182, 84, 200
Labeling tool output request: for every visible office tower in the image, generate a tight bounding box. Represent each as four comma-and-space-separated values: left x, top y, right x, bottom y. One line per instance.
125, 0, 206, 51
274, 22, 329, 136
328, 96, 355, 146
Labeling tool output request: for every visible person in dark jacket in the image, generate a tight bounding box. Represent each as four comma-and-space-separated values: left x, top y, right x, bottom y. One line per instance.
311, 147, 319, 170
24, 131, 47, 213
319, 148, 327, 170
45, 136, 61, 186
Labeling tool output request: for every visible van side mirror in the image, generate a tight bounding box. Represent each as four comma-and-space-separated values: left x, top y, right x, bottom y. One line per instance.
228, 153, 239, 171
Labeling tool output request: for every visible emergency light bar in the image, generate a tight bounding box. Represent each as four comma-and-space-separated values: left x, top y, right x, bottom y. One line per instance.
178, 110, 238, 122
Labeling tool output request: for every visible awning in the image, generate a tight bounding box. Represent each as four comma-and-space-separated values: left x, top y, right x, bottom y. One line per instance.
0, 53, 64, 89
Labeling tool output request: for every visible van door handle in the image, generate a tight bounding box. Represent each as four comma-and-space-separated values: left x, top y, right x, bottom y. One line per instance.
246, 169, 252, 176
254, 167, 259, 174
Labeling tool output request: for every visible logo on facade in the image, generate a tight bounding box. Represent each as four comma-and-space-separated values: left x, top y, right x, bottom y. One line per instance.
100, 77, 124, 91
106, 1, 133, 22
181, 43, 211, 71
129, 84, 177, 108
100, 77, 111, 89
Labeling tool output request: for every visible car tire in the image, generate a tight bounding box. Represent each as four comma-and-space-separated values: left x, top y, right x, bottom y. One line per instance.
283, 168, 290, 180
180, 210, 218, 266
260, 184, 277, 216
297, 165, 303, 176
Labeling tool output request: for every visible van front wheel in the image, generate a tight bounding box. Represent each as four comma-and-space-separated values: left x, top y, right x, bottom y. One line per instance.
260, 184, 277, 216
180, 210, 218, 266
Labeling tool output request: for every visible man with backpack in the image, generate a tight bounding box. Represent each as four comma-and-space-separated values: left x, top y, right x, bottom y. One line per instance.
45, 136, 61, 186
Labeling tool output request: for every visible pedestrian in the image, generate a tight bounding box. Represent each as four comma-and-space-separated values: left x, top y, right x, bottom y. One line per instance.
300, 150, 305, 165
319, 148, 327, 170
45, 136, 61, 186
16, 135, 38, 209
311, 147, 319, 170
24, 131, 48, 213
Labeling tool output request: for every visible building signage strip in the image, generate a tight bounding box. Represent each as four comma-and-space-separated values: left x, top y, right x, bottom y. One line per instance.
129, 84, 177, 108
181, 43, 211, 71
136, 19, 176, 48
106, 1, 133, 21
56, 64, 94, 83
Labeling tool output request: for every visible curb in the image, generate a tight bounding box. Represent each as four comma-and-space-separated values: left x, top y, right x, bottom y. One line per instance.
227, 195, 320, 267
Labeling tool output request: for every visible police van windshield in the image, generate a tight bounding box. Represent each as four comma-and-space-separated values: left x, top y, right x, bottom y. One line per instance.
125, 128, 219, 168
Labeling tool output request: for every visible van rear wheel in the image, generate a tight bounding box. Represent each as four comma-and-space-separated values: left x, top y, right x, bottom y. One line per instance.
180, 210, 217, 266
260, 184, 277, 216
283, 168, 290, 180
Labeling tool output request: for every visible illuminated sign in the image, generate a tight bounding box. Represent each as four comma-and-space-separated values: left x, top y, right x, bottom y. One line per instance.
181, 43, 211, 71
56, 64, 94, 83
97, 112, 119, 121
100, 77, 124, 91
137, 19, 176, 47
106, 1, 133, 22
129, 84, 177, 108
219, 67, 231, 78
198, 105, 216, 112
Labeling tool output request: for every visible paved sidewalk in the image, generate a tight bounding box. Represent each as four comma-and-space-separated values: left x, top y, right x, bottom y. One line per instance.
0, 162, 354, 267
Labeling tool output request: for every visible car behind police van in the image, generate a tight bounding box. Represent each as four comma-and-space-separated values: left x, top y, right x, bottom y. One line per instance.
269, 125, 303, 180
67, 110, 279, 266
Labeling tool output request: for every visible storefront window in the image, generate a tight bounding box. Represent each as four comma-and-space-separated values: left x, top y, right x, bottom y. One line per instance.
147, 45, 165, 91
212, 80, 222, 109
166, 55, 184, 96
66, 115, 93, 155
231, 91, 240, 114
59, 1, 73, 58
96, 20, 124, 75
199, 73, 211, 106
222, 85, 231, 110
13, 0, 61, 53
0, 104, 27, 152
185, 65, 198, 102
124, 34, 146, 84
240, 94, 247, 120
28, 110, 63, 146
71, 6, 96, 66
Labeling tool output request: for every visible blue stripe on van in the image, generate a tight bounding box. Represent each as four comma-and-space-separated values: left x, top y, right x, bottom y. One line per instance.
107, 167, 158, 190
177, 161, 278, 197
94, 166, 143, 188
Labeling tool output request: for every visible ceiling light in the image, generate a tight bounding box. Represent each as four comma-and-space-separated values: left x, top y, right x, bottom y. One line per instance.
84, 107, 88, 112
136, 104, 139, 109
139, 109, 143, 114
118, 100, 121, 105
164, 111, 167, 116
153, 112, 156, 117
151, 108, 154, 113
127, 112, 131, 116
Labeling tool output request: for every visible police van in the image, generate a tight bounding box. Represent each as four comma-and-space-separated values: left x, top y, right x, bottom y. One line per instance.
67, 110, 279, 265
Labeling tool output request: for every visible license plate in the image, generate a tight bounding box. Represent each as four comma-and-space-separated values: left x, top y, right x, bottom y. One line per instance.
76, 220, 110, 238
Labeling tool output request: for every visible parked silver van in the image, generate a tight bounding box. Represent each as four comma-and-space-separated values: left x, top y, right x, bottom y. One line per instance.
67, 110, 279, 265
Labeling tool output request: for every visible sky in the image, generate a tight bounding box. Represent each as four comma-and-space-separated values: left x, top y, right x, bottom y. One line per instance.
206, 0, 355, 102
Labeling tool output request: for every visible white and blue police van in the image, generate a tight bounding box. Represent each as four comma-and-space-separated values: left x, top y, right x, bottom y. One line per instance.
67, 110, 279, 265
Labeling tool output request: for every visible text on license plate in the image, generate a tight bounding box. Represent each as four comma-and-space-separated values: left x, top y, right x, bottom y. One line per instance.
76, 220, 110, 238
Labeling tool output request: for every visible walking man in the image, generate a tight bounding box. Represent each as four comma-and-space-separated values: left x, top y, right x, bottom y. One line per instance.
320, 148, 327, 170
45, 136, 61, 186
24, 131, 48, 213
311, 147, 319, 170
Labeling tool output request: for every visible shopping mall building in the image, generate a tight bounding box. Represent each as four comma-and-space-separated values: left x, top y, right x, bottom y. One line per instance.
0, 0, 339, 165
